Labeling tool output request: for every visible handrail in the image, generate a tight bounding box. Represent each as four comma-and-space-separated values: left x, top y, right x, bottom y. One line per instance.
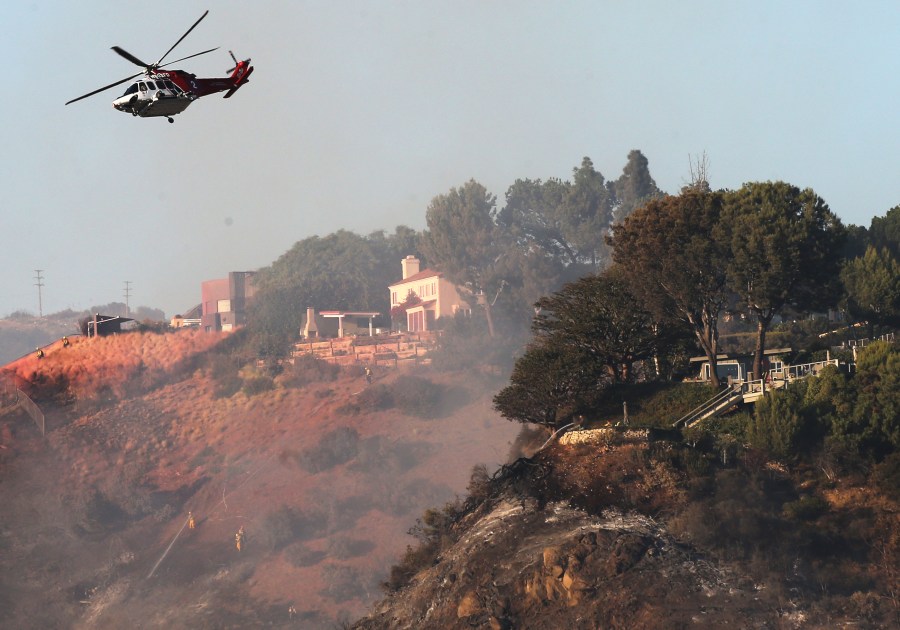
673, 385, 740, 428
677, 357, 843, 429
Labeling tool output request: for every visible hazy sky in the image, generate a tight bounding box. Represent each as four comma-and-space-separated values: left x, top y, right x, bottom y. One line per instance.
3, 1, 898, 318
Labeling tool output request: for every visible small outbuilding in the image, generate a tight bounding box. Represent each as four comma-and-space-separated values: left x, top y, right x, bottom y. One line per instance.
690, 347, 790, 382
83, 314, 134, 337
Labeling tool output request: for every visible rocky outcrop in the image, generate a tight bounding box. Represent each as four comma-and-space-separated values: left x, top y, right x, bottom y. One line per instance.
354, 497, 796, 629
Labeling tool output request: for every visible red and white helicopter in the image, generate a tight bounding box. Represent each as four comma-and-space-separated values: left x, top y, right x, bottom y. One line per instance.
65, 10, 253, 123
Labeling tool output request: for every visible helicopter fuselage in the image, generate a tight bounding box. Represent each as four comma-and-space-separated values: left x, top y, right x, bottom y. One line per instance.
110, 64, 252, 119
112, 74, 194, 118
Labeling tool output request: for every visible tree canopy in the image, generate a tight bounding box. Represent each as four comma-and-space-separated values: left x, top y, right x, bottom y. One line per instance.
610, 190, 731, 386
494, 267, 677, 429
841, 246, 900, 332
612, 149, 663, 223
718, 182, 845, 379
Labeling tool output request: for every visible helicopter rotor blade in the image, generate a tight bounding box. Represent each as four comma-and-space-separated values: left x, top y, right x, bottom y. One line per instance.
158, 47, 219, 69
226, 50, 238, 73
111, 46, 152, 69
65, 72, 143, 105
155, 9, 209, 67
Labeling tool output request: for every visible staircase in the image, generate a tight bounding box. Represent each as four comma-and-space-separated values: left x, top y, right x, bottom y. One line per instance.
672, 385, 743, 429
673, 357, 842, 429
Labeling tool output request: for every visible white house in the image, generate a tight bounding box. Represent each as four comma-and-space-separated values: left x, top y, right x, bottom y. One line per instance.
388, 256, 470, 332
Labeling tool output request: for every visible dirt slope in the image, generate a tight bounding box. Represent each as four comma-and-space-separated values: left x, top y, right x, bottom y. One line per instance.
0, 331, 519, 628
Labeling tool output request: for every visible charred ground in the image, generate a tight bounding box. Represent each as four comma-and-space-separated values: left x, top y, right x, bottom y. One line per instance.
355, 431, 899, 629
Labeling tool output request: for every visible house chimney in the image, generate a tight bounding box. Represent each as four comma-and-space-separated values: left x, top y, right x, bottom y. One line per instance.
401, 255, 420, 280
303, 307, 319, 338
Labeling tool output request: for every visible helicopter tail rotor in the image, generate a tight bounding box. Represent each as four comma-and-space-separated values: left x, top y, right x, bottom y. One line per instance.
223, 56, 253, 98
226, 50, 239, 74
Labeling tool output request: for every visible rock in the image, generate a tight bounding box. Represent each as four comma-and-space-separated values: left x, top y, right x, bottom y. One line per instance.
488, 615, 510, 630
542, 546, 564, 569
457, 590, 480, 618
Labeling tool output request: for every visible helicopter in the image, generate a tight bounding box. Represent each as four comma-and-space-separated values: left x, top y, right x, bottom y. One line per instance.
65, 10, 253, 123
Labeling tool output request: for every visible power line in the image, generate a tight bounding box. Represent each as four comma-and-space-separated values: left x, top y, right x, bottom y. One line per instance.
34, 270, 44, 318
123, 281, 132, 318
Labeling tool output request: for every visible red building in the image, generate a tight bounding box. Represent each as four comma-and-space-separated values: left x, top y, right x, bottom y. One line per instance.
200, 271, 257, 332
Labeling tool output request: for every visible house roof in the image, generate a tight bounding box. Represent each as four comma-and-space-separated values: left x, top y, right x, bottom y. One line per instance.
405, 299, 438, 311
689, 348, 792, 363
178, 304, 202, 319
318, 311, 381, 318
388, 268, 443, 288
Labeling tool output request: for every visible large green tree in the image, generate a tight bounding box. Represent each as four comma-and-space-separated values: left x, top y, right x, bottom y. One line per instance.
718, 181, 845, 380
498, 177, 582, 268
531, 268, 666, 383
494, 267, 674, 430
559, 157, 615, 269
493, 343, 600, 431
610, 190, 731, 387
612, 149, 663, 223
868, 205, 900, 257
420, 180, 504, 336
841, 245, 900, 333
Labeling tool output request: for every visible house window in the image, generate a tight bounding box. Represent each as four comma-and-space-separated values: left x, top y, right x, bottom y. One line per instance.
392, 291, 397, 305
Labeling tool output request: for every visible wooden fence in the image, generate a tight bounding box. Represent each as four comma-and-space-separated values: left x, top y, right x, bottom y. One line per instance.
0, 374, 45, 437
292, 332, 438, 367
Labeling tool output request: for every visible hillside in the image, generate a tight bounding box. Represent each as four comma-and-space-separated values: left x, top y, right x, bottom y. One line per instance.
354, 436, 899, 629
0, 316, 78, 365
0, 330, 519, 628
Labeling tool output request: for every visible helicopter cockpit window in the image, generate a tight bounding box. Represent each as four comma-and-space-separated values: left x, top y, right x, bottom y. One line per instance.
146, 81, 156, 90
122, 84, 139, 97
138, 82, 148, 91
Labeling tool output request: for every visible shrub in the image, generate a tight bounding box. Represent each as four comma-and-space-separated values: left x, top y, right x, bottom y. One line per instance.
383, 499, 464, 593
319, 564, 375, 603
260, 505, 329, 551
213, 374, 243, 399
283, 353, 340, 388
872, 453, 900, 501
241, 374, 275, 396
261, 506, 301, 551
747, 382, 824, 459
783, 496, 830, 521
466, 463, 493, 503
326, 536, 374, 560
297, 427, 361, 473
339, 384, 394, 415
349, 436, 430, 475
283, 542, 325, 568
390, 376, 443, 418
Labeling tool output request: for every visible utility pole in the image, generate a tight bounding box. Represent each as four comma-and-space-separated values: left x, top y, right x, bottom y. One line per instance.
123, 281, 132, 318
34, 270, 44, 318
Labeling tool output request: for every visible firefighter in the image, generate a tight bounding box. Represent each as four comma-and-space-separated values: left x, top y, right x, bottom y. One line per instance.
235, 525, 245, 552
364, 366, 372, 384
35, 348, 44, 359
188, 511, 195, 529
62, 336, 69, 348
